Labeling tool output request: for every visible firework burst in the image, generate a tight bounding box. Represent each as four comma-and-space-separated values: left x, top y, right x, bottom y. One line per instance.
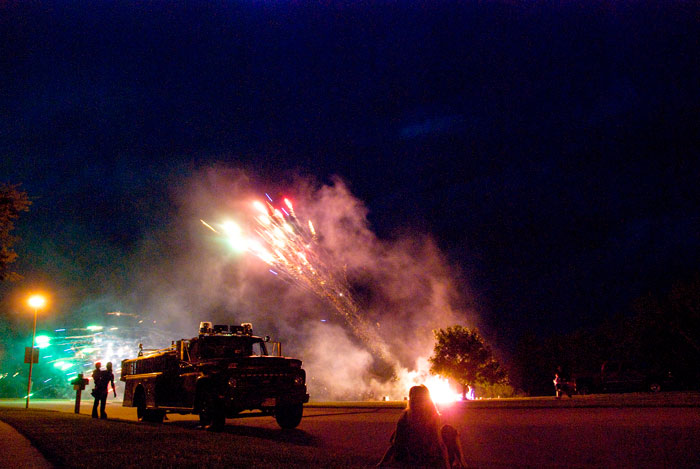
203, 194, 395, 368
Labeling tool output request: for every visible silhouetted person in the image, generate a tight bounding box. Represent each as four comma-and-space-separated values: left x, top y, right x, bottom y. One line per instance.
91, 362, 102, 418
378, 385, 450, 468
92, 361, 116, 419
554, 368, 574, 398
105, 362, 116, 395
553, 372, 562, 398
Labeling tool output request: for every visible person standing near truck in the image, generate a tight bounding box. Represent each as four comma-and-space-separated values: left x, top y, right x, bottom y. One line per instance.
91, 361, 117, 419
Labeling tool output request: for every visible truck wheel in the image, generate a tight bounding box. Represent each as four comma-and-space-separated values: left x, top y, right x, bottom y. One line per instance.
275, 403, 303, 429
135, 389, 147, 421
143, 409, 165, 423
199, 392, 225, 431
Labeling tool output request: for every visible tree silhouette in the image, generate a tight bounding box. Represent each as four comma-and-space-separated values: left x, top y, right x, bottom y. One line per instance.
429, 325, 507, 399
0, 183, 31, 281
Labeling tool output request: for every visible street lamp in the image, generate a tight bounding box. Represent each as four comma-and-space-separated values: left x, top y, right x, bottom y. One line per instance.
26, 294, 46, 409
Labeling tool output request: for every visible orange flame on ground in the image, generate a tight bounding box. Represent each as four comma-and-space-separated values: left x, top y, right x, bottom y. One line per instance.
422, 375, 464, 404
399, 357, 467, 404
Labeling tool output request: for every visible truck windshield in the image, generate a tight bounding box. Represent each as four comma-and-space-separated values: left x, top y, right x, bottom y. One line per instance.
197, 336, 267, 359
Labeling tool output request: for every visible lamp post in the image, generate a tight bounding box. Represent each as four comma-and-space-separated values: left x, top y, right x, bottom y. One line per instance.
26, 294, 46, 409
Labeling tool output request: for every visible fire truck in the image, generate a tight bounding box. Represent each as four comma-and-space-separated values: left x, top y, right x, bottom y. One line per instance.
120, 322, 309, 430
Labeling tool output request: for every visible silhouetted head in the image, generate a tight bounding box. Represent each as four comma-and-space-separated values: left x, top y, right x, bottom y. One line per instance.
407, 385, 439, 423
106, 362, 112, 371
94, 362, 101, 370
408, 385, 431, 407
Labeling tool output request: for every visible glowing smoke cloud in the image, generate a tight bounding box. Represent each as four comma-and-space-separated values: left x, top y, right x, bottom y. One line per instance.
202, 194, 396, 371
194, 172, 473, 400
99, 168, 475, 400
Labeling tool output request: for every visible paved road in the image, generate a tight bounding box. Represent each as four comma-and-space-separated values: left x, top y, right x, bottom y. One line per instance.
6, 399, 700, 467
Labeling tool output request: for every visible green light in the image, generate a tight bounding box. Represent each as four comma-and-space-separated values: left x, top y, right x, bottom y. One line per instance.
34, 335, 50, 348
86, 325, 103, 331
53, 361, 73, 371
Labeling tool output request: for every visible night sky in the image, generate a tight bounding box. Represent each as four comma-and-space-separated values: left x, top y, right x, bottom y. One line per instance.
2, 1, 699, 350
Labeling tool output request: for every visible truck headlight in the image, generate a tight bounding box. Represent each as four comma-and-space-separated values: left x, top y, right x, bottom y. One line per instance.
293, 375, 304, 386
228, 377, 237, 388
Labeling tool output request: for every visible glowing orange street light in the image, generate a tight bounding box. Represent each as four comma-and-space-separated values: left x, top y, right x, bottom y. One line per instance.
26, 294, 47, 409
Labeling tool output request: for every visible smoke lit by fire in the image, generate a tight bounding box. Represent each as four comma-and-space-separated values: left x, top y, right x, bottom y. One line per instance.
197, 176, 474, 402
398, 357, 465, 404
201, 193, 393, 365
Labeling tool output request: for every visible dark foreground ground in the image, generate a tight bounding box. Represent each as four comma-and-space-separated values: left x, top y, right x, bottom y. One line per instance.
2, 393, 700, 468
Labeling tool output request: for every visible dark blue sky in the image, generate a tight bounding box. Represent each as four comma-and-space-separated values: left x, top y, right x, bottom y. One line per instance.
2, 1, 698, 344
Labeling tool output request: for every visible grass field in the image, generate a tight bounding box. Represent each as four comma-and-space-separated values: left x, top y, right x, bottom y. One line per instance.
0, 408, 372, 468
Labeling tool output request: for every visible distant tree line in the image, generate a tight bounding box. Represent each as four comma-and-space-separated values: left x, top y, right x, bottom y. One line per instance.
510, 273, 700, 395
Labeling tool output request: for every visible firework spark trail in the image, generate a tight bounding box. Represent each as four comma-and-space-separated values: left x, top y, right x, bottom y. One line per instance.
48, 328, 139, 377
251, 197, 393, 362
208, 196, 397, 369
242, 197, 463, 401
17, 316, 164, 398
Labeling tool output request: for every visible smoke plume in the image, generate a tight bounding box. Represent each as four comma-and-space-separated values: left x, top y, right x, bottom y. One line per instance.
104, 166, 476, 399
